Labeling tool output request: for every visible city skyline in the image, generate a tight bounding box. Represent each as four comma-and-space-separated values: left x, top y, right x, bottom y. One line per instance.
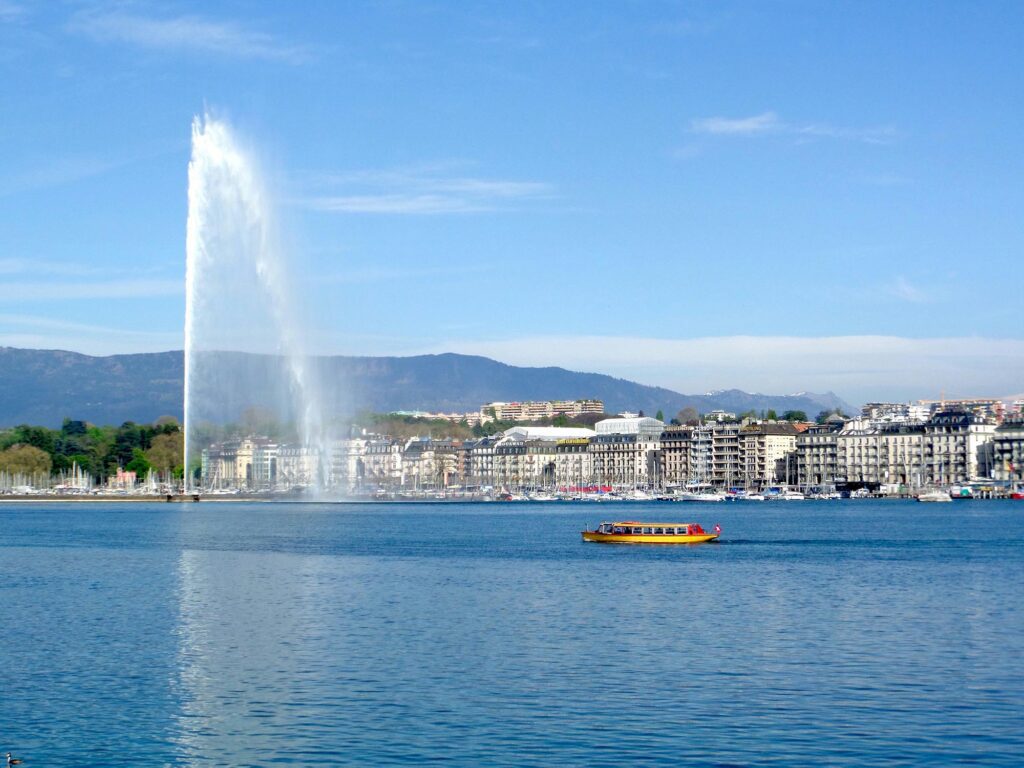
2, 1, 1022, 404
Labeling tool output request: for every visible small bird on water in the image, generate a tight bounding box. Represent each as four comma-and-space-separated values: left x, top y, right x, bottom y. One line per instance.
6, 753, 23, 766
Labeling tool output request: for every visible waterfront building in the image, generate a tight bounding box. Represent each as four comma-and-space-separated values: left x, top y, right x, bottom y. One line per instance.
468, 435, 499, 488
837, 411, 996, 488
523, 439, 558, 488
491, 427, 594, 490
555, 438, 592, 489
400, 437, 439, 490
363, 437, 402, 489
739, 422, 799, 488
202, 437, 280, 489
493, 436, 527, 489
881, 423, 927, 487
276, 444, 319, 488
836, 418, 885, 485
688, 423, 714, 485
658, 426, 692, 486
836, 418, 929, 488
923, 411, 996, 484
328, 438, 366, 492
589, 432, 661, 488
711, 421, 743, 488
993, 418, 1024, 484
796, 421, 843, 488
431, 438, 462, 489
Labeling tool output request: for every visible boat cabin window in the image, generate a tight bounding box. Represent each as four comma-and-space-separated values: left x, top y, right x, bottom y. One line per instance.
613, 527, 624, 534
643, 527, 653, 535
654, 527, 664, 535
630, 527, 641, 534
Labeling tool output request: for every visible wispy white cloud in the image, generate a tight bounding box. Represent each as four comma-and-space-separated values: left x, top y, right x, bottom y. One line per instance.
691, 111, 897, 144
68, 10, 309, 63
691, 111, 781, 136
425, 334, 1024, 404
887, 276, 929, 303
299, 166, 554, 215
0, 278, 182, 301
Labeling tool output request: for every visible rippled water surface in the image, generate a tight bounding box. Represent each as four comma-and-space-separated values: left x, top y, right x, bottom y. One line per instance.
2, 500, 1023, 766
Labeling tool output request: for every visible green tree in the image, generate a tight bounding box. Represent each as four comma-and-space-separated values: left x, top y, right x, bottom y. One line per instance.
146, 432, 184, 475
125, 448, 152, 477
3, 425, 56, 454
815, 408, 848, 424
61, 418, 88, 436
766, 409, 778, 421
676, 406, 700, 425
0, 444, 52, 475
655, 409, 664, 422
782, 410, 808, 422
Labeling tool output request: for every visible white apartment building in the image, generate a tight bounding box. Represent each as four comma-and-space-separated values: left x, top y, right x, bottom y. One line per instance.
993, 418, 1024, 484
837, 412, 996, 487
481, 399, 604, 423
555, 438, 593, 488
739, 423, 799, 488
796, 420, 843, 487
589, 433, 661, 487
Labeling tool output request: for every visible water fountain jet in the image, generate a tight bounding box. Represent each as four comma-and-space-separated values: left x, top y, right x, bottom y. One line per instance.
183, 114, 328, 494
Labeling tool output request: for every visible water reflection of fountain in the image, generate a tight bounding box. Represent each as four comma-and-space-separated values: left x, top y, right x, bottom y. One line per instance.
183, 113, 328, 492
171, 546, 371, 761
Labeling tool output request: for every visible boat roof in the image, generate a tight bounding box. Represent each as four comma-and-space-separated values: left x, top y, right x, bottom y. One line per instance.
606, 521, 700, 526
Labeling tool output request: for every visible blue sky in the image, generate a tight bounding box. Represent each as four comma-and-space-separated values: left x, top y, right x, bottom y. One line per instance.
1, 0, 1022, 404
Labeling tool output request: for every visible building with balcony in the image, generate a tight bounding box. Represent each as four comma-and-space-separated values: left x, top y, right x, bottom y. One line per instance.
739, 422, 799, 488
796, 421, 842, 488
993, 418, 1024, 484
481, 399, 604, 423
659, 426, 692, 486
555, 438, 592, 489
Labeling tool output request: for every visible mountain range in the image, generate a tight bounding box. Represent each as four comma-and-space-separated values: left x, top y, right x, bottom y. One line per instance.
0, 346, 853, 428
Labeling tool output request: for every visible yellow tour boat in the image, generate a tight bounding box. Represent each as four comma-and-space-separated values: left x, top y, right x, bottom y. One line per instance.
582, 521, 721, 544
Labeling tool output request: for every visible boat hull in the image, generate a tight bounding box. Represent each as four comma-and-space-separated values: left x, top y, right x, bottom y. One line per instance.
581, 531, 719, 544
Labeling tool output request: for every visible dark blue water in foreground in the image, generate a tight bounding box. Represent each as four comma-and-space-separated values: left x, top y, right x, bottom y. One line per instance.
2, 500, 1023, 766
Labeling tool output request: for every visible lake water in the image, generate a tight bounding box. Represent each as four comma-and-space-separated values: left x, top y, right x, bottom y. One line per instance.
2, 499, 1022, 766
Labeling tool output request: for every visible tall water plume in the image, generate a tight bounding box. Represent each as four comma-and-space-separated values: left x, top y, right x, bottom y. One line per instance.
184, 114, 328, 491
